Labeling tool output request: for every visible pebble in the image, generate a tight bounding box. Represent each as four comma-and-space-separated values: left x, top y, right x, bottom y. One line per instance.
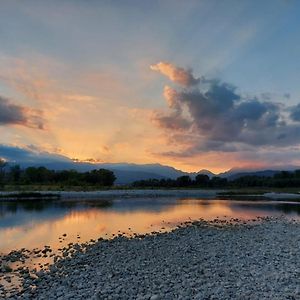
1, 217, 300, 300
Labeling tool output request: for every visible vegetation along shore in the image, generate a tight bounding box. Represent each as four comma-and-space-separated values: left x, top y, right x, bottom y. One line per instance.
2, 159, 300, 193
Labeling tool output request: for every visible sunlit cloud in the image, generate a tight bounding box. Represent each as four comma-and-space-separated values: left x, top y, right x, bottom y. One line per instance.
150, 62, 200, 87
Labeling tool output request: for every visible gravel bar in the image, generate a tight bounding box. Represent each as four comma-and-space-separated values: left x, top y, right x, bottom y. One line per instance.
1, 217, 300, 299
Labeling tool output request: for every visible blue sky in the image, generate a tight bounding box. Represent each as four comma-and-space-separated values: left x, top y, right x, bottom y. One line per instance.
0, 0, 300, 172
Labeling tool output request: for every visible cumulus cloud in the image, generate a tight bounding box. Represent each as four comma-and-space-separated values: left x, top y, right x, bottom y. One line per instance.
150, 62, 200, 87
0, 96, 44, 129
290, 103, 300, 122
151, 62, 300, 158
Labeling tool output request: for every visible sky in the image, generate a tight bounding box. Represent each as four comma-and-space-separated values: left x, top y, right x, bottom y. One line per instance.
1, 0, 300, 173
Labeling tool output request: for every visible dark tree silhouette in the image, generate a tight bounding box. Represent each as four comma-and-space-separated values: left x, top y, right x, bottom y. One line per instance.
0, 158, 7, 186
176, 176, 192, 187
10, 165, 21, 183
85, 169, 116, 186
0, 163, 117, 189
195, 174, 210, 187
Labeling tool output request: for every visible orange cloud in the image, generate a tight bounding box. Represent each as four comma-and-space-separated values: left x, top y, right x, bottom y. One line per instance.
150, 61, 199, 87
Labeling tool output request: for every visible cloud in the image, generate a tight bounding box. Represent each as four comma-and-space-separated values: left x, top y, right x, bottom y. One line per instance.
150, 62, 200, 87
151, 62, 300, 158
0, 144, 71, 164
290, 103, 300, 122
0, 96, 44, 129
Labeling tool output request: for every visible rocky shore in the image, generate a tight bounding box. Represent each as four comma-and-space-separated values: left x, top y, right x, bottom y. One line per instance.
1, 217, 300, 299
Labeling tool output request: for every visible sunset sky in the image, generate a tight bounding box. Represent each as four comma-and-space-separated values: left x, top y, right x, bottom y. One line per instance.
1, 0, 300, 173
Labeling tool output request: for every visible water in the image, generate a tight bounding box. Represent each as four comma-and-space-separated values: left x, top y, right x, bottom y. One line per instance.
1, 196, 300, 254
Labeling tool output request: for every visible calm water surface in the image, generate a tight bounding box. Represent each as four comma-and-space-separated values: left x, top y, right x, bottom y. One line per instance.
1, 197, 300, 254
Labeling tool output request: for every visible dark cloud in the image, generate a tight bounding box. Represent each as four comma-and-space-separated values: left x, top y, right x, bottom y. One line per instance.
0, 144, 71, 164
152, 111, 191, 131
152, 62, 300, 157
290, 103, 300, 121
0, 96, 44, 129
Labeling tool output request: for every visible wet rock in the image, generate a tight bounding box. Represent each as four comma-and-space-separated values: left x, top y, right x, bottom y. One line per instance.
1, 264, 12, 273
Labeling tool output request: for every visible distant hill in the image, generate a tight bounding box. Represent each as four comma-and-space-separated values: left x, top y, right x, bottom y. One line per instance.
1, 144, 299, 184
219, 167, 300, 181
225, 170, 280, 181
0, 145, 188, 184
3, 158, 217, 184
100, 163, 187, 179
196, 169, 215, 178
109, 169, 167, 184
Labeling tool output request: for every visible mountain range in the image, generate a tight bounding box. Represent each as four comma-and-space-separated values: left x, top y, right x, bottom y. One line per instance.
0, 145, 299, 184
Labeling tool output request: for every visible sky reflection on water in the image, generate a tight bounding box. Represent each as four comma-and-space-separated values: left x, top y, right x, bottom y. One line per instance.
1, 197, 300, 253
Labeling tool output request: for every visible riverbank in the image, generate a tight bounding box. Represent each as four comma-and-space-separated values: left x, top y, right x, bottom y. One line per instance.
0, 189, 219, 200
1, 188, 300, 201
1, 217, 300, 299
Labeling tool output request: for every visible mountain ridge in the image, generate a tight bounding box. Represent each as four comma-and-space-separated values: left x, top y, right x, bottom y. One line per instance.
1, 145, 299, 184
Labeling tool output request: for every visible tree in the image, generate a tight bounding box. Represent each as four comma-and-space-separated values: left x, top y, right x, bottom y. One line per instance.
0, 158, 6, 168
53, 169, 81, 185
24, 167, 54, 184
176, 175, 192, 187
195, 174, 210, 187
85, 169, 116, 186
10, 165, 21, 184
98, 169, 116, 186
210, 176, 228, 188
0, 158, 7, 187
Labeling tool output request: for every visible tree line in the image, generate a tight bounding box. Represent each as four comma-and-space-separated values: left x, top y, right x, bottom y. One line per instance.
0, 159, 116, 187
132, 170, 300, 188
